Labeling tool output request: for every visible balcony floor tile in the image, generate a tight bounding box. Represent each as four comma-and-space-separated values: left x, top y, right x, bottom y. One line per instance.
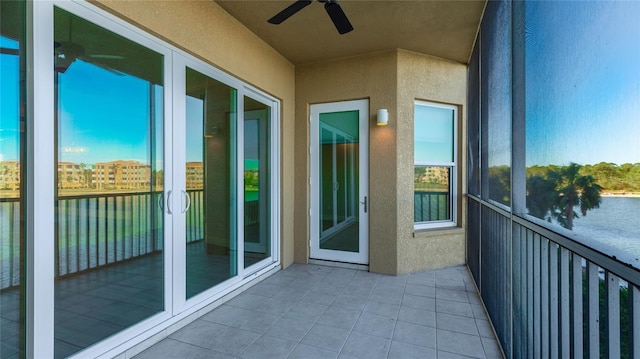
0, 263, 504, 358
137, 264, 504, 358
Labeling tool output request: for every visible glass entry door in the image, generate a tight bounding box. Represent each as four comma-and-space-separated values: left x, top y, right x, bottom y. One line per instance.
310, 100, 369, 264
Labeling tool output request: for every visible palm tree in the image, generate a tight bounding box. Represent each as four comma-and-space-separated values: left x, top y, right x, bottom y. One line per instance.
551, 163, 602, 230
526, 174, 558, 221
527, 163, 602, 230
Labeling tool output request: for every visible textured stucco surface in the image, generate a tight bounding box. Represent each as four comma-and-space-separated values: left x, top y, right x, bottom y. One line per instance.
295, 51, 399, 275
396, 50, 468, 274
92, 0, 296, 268
296, 50, 467, 275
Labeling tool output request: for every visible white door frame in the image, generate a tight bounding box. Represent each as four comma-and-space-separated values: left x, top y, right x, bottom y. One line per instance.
310, 99, 369, 264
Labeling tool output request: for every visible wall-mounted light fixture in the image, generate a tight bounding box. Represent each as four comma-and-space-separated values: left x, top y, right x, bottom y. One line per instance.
377, 109, 389, 126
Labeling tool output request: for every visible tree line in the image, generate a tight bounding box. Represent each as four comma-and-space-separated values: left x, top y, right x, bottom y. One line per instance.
528, 162, 640, 194
488, 162, 640, 230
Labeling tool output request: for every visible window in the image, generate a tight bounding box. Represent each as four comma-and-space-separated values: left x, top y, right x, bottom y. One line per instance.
414, 101, 457, 229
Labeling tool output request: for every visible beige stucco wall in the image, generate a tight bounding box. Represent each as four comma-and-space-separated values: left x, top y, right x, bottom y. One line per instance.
396, 50, 468, 274
92, 0, 297, 268
295, 51, 399, 275
296, 50, 467, 275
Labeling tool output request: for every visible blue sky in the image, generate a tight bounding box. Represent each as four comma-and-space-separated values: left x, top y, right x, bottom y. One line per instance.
525, 0, 640, 167
57, 59, 157, 165
414, 104, 454, 163
3, 2, 638, 168
0, 36, 20, 163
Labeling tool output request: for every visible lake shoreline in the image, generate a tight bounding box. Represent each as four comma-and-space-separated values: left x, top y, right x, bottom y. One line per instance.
601, 192, 640, 198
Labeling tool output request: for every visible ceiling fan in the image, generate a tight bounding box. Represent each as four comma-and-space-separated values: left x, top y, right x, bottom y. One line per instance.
268, 0, 354, 35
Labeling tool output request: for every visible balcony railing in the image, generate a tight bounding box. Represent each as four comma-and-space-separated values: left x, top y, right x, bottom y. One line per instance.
0, 190, 260, 289
468, 196, 640, 358
414, 191, 450, 222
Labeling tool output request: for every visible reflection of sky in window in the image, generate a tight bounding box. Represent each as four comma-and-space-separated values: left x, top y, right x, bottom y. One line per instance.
57, 59, 155, 165
414, 105, 453, 163
0, 36, 20, 162
483, 0, 511, 168
525, 1, 640, 166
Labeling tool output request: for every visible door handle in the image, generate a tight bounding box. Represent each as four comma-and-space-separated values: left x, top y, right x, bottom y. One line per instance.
181, 190, 191, 214
360, 196, 367, 213
166, 190, 173, 215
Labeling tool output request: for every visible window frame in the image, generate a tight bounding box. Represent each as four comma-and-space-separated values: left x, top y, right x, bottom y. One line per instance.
413, 100, 458, 230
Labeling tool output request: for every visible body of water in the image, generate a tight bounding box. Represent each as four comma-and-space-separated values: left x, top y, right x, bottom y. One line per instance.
571, 196, 640, 259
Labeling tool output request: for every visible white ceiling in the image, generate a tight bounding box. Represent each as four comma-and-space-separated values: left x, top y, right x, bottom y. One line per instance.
215, 0, 487, 65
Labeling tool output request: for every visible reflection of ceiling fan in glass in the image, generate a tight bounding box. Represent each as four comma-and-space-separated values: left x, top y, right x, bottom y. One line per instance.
54, 41, 125, 74
54, 14, 125, 74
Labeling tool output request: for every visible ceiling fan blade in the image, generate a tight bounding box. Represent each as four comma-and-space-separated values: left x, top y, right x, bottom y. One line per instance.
268, 0, 313, 24
324, 0, 353, 34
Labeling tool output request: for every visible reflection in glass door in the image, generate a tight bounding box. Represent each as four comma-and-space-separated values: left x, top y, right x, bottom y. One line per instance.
184, 67, 237, 299
243, 97, 271, 268
310, 100, 369, 264
0, 1, 26, 357
320, 123, 357, 248
53, 7, 165, 358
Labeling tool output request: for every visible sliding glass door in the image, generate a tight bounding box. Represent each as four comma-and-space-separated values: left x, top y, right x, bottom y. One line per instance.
0, 1, 26, 357
183, 66, 238, 299
10, 2, 281, 356
243, 97, 272, 268
173, 56, 280, 307
53, 7, 166, 358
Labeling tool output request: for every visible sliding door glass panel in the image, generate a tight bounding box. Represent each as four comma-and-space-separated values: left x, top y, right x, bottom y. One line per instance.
54, 8, 164, 358
185, 67, 237, 298
243, 97, 270, 268
319, 111, 359, 253
0, 1, 26, 357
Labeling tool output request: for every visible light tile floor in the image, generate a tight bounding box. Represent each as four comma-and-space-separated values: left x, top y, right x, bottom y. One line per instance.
136, 264, 504, 359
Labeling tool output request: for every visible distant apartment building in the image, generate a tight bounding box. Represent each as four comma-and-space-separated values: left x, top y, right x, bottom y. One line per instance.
415, 165, 450, 189
0, 161, 20, 190
57, 161, 88, 189
186, 162, 204, 189
93, 160, 151, 190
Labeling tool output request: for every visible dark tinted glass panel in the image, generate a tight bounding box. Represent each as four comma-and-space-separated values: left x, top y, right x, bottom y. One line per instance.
185, 67, 237, 298
481, 0, 512, 206
1, 1, 26, 357
244, 97, 271, 267
54, 8, 164, 357
319, 111, 360, 253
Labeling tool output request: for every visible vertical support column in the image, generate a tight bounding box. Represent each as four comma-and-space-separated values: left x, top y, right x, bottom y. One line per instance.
26, 1, 55, 357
